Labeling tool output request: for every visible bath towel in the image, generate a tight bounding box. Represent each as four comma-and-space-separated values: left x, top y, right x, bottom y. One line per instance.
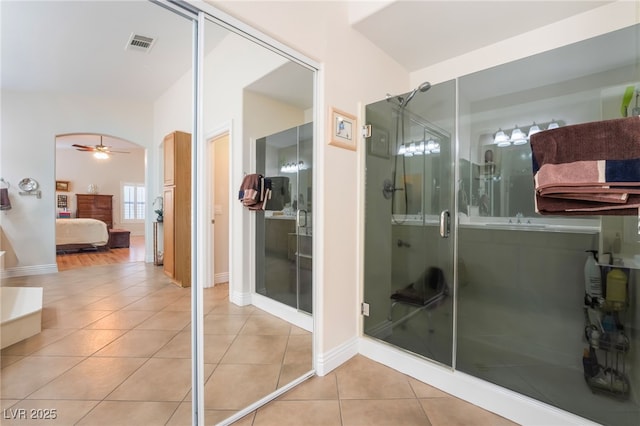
530, 117, 640, 215
534, 159, 640, 191
238, 174, 271, 210
0, 188, 11, 210
535, 194, 640, 216
534, 158, 640, 203
530, 116, 640, 172
541, 192, 629, 204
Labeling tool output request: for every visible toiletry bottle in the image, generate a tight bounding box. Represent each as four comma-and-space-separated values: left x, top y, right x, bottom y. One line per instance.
605, 268, 627, 311
582, 347, 599, 378
584, 250, 602, 305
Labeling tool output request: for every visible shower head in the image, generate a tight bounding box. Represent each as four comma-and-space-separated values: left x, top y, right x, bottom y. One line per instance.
400, 81, 431, 108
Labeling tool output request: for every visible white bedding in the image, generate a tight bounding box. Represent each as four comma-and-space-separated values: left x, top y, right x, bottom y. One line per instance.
55, 218, 109, 246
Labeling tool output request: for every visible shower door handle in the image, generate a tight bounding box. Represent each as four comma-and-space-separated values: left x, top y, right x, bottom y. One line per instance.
297, 209, 308, 228
439, 210, 450, 238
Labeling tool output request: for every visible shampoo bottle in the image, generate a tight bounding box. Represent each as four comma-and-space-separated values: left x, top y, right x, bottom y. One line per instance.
584, 250, 602, 305
606, 268, 627, 310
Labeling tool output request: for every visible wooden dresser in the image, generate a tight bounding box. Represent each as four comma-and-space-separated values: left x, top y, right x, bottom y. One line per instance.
76, 194, 113, 229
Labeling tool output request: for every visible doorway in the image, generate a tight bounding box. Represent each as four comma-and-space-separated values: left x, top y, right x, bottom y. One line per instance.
55, 133, 146, 269
208, 132, 230, 287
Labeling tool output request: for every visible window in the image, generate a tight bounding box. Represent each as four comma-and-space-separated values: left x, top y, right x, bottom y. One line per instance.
122, 182, 145, 222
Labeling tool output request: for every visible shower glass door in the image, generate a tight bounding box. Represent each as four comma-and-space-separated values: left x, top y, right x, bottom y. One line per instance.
363, 80, 456, 367
256, 122, 313, 314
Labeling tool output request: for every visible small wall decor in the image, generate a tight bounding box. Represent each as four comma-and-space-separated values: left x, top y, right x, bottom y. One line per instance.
329, 107, 357, 151
56, 180, 70, 191
57, 194, 68, 209
18, 177, 41, 199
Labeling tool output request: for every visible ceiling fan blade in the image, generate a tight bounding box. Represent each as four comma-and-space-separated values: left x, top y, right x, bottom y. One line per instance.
71, 141, 129, 154
72, 143, 95, 151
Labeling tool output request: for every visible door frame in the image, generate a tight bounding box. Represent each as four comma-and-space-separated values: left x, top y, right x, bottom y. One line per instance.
204, 123, 232, 289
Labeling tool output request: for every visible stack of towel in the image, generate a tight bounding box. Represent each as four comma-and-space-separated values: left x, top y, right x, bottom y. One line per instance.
530, 116, 640, 215
238, 174, 271, 211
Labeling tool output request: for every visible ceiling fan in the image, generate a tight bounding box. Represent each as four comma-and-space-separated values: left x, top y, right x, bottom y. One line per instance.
72, 136, 130, 159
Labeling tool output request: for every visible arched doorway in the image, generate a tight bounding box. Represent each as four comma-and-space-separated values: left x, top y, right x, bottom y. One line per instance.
55, 133, 146, 270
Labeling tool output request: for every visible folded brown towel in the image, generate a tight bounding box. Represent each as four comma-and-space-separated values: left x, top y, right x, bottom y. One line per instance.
542, 192, 629, 204
0, 188, 11, 210
531, 116, 640, 169
535, 193, 640, 216
530, 117, 640, 215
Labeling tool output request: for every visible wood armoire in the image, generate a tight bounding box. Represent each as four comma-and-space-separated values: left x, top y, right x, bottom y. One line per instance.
163, 131, 191, 287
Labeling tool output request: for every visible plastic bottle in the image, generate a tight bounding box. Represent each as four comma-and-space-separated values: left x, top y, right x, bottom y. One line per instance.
584, 250, 602, 303
606, 268, 627, 310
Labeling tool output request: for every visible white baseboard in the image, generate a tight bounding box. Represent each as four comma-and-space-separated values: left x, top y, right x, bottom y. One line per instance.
1, 264, 58, 279
214, 272, 229, 284
316, 336, 359, 376
358, 337, 598, 426
251, 293, 313, 332
229, 289, 252, 306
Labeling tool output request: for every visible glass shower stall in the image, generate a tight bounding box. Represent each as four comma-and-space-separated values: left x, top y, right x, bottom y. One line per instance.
364, 80, 455, 367
363, 24, 640, 426
255, 122, 313, 314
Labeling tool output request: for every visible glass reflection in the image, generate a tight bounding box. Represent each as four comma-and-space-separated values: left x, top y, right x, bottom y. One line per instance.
201, 17, 314, 424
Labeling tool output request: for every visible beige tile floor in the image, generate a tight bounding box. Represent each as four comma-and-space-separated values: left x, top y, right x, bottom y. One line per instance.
1, 262, 517, 425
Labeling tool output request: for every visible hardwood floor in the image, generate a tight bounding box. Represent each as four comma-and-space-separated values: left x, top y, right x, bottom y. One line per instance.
56, 235, 145, 271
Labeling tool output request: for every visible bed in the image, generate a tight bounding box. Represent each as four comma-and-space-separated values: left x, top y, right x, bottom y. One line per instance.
55, 218, 109, 252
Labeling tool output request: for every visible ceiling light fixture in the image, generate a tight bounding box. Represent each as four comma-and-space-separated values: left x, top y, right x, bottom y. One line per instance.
510, 126, 527, 145
494, 129, 510, 147
494, 120, 562, 147
528, 122, 541, 137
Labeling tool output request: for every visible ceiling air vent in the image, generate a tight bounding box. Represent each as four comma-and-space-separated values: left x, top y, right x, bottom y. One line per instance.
126, 33, 156, 53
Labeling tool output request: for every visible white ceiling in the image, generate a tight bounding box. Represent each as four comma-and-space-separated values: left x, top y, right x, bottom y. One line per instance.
352, 1, 614, 72
1, 0, 197, 101
0, 0, 617, 113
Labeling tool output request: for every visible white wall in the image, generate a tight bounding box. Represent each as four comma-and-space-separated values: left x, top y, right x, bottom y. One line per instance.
56, 146, 146, 235
210, 0, 410, 371
0, 91, 154, 276
151, 63, 193, 265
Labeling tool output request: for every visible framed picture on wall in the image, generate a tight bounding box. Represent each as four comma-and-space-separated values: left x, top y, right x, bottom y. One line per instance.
329, 107, 357, 151
56, 180, 70, 191
57, 194, 68, 209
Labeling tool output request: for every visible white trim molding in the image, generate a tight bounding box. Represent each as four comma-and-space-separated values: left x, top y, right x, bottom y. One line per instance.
251, 293, 313, 332
214, 272, 229, 285
1, 264, 59, 279
315, 336, 359, 377
229, 289, 252, 307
